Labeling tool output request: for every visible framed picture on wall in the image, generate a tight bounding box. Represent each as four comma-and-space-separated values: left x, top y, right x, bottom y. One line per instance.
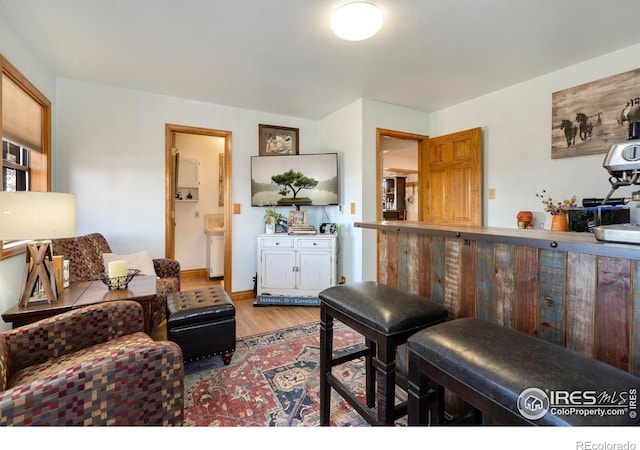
551, 67, 640, 159
259, 124, 299, 156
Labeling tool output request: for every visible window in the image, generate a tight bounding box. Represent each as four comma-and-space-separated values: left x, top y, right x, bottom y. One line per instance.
0, 54, 52, 259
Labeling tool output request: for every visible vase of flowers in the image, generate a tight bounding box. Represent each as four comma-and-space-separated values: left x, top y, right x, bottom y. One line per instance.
536, 190, 577, 232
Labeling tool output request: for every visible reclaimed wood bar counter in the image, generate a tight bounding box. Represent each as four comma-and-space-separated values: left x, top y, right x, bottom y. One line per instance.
355, 220, 640, 376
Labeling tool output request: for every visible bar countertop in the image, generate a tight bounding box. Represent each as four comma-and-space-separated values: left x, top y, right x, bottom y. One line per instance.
355, 220, 640, 260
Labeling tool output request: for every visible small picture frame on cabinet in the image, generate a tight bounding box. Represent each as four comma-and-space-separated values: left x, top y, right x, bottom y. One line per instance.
288, 210, 306, 225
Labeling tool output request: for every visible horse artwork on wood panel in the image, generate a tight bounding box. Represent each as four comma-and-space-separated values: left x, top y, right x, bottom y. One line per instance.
560, 119, 578, 147
552, 68, 640, 159
575, 112, 593, 141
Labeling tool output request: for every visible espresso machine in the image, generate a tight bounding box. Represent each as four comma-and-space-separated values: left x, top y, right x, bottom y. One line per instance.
594, 122, 640, 243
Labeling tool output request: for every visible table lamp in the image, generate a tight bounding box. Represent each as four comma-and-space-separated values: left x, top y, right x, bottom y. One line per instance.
0, 191, 76, 307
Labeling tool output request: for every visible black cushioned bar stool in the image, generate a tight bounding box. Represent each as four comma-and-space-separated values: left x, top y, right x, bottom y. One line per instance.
318, 281, 449, 426
167, 286, 236, 364
407, 318, 640, 426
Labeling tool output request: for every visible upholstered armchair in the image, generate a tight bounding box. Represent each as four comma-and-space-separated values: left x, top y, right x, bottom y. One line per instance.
0, 301, 184, 426
50, 232, 181, 340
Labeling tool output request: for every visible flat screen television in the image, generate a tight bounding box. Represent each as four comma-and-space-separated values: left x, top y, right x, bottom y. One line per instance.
251, 153, 339, 206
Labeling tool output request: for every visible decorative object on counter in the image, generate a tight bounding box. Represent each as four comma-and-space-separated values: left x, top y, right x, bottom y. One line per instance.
516, 211, 533, 229
275, 217, 288, 234
550, 214, 569, 232
581, 197, 628, 207
264, 206, 284, 234
288, 209, 307, 226
52, 255, 64, 296
63, 259, 70, 288
568, 206, 630, 232
536, 190, 578, 215
186, 191, 193, 200
95, 268, 140, 289
288, 225, 316, 235
103, 251, 157, 276
536, 190, 577, 232
107, 260, 127, 278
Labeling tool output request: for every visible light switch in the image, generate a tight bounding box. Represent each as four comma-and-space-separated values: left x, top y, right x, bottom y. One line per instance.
233, 203, 241, 214
488, 189, 496, 200
350, 202, 356, 214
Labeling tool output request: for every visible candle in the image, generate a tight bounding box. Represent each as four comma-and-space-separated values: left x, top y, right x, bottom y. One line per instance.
108, 260, 127, 278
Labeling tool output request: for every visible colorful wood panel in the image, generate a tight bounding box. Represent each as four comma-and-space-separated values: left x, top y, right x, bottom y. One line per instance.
376, 229, 639, 376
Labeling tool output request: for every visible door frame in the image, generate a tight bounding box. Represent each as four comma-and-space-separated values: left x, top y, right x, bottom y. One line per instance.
376, 128, 429, 221
164, 124, 233, 294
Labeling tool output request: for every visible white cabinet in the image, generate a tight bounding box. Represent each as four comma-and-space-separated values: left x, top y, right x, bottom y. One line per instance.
256, 234, 337, 297
207, 233, 224, 278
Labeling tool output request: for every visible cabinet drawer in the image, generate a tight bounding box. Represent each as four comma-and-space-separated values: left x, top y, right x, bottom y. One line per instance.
297, 239, 331, 249
260, 237, 294, 248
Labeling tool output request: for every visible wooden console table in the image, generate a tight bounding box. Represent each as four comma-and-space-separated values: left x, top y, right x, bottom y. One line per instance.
2, 275, 157, 334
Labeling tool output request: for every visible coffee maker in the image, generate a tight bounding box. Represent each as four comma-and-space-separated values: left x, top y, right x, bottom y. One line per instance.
594, 122, 640, 243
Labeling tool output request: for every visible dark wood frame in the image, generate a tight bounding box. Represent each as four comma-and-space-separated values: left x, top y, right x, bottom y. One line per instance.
258, 124, 299, 156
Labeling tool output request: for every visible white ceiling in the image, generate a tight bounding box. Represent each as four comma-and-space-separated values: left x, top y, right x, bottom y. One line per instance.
1, 0, 639, 120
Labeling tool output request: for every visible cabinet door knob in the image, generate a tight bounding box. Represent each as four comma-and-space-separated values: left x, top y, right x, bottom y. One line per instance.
275, 242, 279, 245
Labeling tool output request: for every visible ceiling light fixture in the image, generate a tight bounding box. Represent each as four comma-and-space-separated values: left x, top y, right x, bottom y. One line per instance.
331, 2, 383, 41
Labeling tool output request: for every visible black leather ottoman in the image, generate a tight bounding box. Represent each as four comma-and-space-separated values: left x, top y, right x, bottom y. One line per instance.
318, 281, 449, 426
167, 287, 236, 364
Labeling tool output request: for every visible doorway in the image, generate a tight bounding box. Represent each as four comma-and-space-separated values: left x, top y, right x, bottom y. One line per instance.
165, 124, 232, 295
376, 128, 429, 221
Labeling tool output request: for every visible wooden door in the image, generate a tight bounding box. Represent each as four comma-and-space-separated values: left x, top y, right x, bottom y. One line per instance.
422, 127, 482, 226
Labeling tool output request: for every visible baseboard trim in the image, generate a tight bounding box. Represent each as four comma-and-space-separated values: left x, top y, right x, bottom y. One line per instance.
180, 268, 208, 279
230, 289, 257, 301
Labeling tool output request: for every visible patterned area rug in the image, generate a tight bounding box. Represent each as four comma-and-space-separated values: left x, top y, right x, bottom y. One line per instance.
183, 321, 372, 426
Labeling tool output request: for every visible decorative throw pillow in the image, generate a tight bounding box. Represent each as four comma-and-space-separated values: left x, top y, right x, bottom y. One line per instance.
102, 251, 156, 276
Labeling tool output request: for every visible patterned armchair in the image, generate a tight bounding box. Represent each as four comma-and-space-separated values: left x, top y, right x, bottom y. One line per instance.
50, 232, 181, 340
0, 301, 184, 425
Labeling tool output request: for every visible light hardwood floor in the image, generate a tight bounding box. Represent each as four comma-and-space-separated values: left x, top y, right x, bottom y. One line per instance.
180, 273, 320, 338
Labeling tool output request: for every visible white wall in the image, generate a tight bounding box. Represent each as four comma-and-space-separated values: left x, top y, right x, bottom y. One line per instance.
55, 78, 318, 294
318, 100, 364, 283
429, 43, 640, 229
0, 11, 57, 331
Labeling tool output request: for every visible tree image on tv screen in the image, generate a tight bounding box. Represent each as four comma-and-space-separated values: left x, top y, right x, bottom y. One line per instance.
271, 169, 318, 205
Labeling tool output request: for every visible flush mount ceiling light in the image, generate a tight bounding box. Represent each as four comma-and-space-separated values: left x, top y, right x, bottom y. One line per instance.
331, 2, 383, 41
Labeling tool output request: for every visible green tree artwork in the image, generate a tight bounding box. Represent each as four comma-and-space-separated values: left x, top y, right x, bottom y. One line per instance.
271, 169, 318, 204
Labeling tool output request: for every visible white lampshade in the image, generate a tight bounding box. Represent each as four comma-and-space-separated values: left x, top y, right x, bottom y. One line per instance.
0, 191, 76, 240
331, 2, 383, 41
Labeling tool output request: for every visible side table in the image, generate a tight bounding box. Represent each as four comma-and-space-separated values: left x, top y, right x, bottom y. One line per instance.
2, 275, 157, 334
